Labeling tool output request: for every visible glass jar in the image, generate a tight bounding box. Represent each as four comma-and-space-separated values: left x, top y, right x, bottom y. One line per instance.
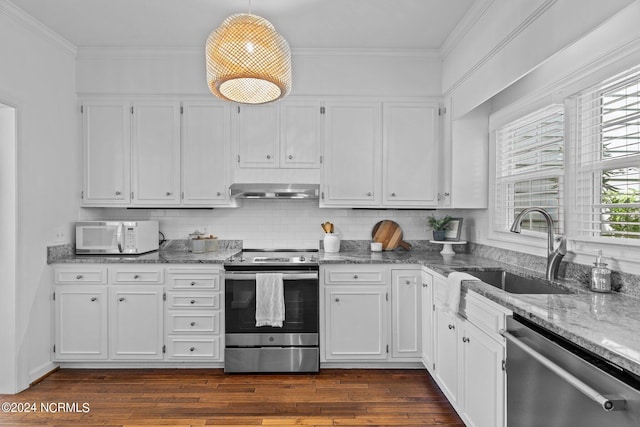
590, 251, 611, 293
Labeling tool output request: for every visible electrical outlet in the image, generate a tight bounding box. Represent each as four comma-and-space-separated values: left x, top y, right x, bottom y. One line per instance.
51, 226, 67, 244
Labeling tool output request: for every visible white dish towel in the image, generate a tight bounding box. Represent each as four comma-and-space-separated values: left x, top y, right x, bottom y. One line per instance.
445, 272, 480, 314
255, 273, 285, 327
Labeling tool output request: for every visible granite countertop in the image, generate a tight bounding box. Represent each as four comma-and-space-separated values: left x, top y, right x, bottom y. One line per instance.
49, 245, 640, 378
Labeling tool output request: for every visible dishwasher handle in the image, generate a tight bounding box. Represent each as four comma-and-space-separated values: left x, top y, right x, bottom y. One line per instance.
502, 330, 626, 412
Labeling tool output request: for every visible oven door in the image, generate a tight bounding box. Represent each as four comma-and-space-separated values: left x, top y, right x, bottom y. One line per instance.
224, 270, 319, 346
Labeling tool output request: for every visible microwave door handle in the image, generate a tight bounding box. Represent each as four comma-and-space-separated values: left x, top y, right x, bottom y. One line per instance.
116, 223, 124, 253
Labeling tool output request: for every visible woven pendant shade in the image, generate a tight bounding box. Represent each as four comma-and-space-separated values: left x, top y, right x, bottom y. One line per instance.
206, 13, 291, 104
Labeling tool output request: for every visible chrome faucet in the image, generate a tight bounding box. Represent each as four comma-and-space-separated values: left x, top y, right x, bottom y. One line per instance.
510, 207, 567, 281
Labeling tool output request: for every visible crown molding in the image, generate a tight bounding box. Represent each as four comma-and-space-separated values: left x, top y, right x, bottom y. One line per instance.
439, 0, 495, 59
0, 0, 76, 56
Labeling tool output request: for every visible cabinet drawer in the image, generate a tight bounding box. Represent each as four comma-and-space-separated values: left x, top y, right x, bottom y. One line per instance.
324, 266, 386, 284
459, 290, 511, 339
54, 266, 107, 284
170, 275, 220, 290
166, 336, 220, 359
166, 311, 219, 334
167, 292, 220, 309
112, 268, 163, 284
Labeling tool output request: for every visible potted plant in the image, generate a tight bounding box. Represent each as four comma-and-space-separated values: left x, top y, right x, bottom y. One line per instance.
427, 214, 452, 241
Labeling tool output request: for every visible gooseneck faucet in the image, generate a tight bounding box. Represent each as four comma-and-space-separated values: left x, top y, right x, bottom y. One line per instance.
510, 207, 567, 281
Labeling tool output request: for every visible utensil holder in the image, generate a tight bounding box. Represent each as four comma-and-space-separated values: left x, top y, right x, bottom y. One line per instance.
324, 233, 340, 253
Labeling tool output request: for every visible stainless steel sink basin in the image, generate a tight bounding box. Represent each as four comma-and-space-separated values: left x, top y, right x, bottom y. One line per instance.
463, 270, 572, 294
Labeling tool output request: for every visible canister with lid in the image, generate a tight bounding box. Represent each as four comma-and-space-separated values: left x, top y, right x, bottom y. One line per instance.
590, 250, 611, 293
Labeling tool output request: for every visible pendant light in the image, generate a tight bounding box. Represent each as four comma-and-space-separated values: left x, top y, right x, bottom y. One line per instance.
206, 12, 291, 104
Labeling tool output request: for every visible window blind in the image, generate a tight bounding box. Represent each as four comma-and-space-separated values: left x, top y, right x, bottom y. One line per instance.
576, 66, 640, 241
495, 106, 564, 234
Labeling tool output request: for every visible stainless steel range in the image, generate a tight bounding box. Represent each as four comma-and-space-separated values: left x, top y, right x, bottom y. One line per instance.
223, 250, 319, 373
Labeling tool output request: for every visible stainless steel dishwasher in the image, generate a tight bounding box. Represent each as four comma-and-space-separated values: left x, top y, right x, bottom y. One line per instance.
503, 315, 640, 427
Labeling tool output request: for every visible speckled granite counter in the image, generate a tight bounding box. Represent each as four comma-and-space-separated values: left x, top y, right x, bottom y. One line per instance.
49, 245, 640, 378
320, 249, 640, 379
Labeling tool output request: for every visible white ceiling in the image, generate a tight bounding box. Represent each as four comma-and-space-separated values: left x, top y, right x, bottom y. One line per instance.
9, 0, 476, 50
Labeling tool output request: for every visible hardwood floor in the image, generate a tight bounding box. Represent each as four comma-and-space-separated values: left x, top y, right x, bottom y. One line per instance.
0, 369, 464, 426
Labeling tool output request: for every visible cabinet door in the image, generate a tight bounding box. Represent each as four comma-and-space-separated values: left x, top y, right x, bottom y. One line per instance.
321, 102, 381, 206
324, 285, 388, 360
82, 101, 131, 206
421, 270, 434, 371
391, 270, 422, 359
54, 285, 108, 360
236, 104, 279, 168
383, 103, 438, 207
434, 305, 459, 405
460, 320, 505, 427
110, 286, 164, 360
181, 102, 231, 205
280, 100, 322, 168
132, 101, 181, 205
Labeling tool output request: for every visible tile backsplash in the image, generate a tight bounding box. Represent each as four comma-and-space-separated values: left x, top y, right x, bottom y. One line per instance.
84, 200, 447, 249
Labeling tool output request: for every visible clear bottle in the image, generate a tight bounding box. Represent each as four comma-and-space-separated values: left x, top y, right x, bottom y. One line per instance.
590, 250, 611, 293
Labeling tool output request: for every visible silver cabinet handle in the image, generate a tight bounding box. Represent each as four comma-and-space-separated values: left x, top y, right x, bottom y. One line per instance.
288, 154, 293, 159
190, 281, 196, 286
115, 191, 121, 196
502, 330, 625, 412
266, 154, 271, 159
391, 192, 396, 197
422, 283, 429, 288
190, 300, 196, 304
405, 280, 411, 285
448, 324, 455, 330
367, 192, 372, 196
216, 192, 222, 196
353, 274, 359, 279
166, 192, 172, 196
90, 297, 97, 302
119, 297, 125, 302
335, 298, 340, 302
190, 347, 195, 352
190, 322, 196, 327
133, 274, 140, 279
76, 275, 83, 280
462, 337, 470, 343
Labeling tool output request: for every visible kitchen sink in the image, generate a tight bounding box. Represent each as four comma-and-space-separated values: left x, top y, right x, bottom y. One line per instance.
463, 270, 572, 294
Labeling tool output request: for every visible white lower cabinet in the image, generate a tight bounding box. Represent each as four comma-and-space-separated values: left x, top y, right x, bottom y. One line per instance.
54, 285, 108, 360
165, 267, 223, 361
391, 269, 422, 359
109, 285, 164, 360
420, 269, 434, 371
427, 269, 509, 427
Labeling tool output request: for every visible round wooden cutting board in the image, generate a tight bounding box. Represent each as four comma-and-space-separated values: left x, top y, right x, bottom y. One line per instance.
371, 220, 411, 250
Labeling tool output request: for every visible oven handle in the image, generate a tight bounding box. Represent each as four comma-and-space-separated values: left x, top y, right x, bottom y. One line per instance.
225, 272, 318, 281
501, 330, 626, 412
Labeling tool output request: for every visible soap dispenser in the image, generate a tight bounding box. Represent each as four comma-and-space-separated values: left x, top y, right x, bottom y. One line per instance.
590, 250, 611, 293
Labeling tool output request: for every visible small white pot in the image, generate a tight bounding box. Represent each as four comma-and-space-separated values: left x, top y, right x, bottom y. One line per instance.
324, 233, 341, 253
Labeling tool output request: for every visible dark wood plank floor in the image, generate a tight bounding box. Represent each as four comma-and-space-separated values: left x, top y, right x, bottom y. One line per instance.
0, 368, 464, 426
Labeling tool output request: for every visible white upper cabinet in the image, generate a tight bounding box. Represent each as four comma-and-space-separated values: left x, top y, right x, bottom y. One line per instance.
181, 102, 232, 205
131, 101, 181, 206
234, 100, 322, 169
321, 101, 382, 206
383, 103, 438, 207
280, 100, 322, 168
236, 104, 280, 168
82, 101, 131, 206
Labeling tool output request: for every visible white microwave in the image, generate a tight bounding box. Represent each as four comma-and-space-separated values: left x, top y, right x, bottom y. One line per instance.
75, 221, 159, 255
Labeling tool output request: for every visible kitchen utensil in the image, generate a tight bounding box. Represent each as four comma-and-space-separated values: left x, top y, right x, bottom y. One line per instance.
321, 222, 334, 233
371, 220, 411, 250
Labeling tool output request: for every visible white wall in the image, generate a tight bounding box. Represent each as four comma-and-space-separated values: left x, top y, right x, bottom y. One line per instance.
76, 48, 443, 97
0, 1, 80, 392
443, 0, 634, 119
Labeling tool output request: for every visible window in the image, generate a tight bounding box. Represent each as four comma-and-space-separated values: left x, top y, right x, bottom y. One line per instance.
576, 66, 640, 241
495, 106, 564, 235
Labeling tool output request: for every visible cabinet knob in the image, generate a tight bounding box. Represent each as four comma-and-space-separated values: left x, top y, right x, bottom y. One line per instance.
288, 154, 293, 159
190, 281, 196, 286
190, 322, 196, 327
391, 192, 396, 197
448, 324, 455, 330
353, 274, 359, 279
190, 300, 196, 304
90, 297, 97, 302
462, 337, 470, 343
335, 298, 340, 302
367, 192, 372, 197
422, 283, 429, 288
76, 275, 83, 280
133, 274, 140, 279
266, 154, 271, 160
405, 280, 411, 285
166, 192, 172, 196
115, 191, 121, 196
190, 347, 195, 352
216, 192, 222, 197
119, 297, 125, 302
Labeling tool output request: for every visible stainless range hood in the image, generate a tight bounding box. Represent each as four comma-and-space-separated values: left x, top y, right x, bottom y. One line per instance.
230, 183, 320, 199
